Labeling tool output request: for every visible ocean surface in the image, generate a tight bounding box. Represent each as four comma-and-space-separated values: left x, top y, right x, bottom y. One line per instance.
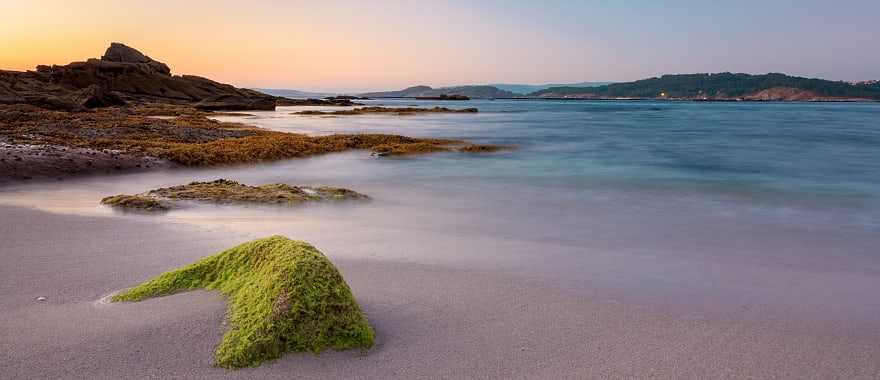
3, 99, 879, 319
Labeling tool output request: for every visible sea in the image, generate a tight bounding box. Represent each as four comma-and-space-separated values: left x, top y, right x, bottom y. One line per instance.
3, 99, 879, 320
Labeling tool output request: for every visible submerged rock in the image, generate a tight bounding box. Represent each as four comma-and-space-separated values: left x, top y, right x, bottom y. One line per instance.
294, 106, 478, 116
275, 97, 364, 106
112, 236, 375, 368
100, 179, 368, 211
100, 194, 169, 211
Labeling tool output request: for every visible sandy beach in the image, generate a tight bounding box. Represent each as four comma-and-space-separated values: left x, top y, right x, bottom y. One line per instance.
2, 204, 878, 379
4, 3, 880, 378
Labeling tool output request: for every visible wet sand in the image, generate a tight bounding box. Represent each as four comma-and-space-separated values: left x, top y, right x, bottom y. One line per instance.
1, 205, 879, 379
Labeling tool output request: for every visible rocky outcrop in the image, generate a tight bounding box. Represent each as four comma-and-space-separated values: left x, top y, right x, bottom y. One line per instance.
0, 43, 276, 111
100, 179, 370, 211
111, 236, 375, 368
100, 42, 171, 75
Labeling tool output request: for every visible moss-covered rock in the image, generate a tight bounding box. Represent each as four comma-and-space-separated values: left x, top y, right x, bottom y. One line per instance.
100, 179, 368, 211
371, 143, 512, 156
100, 194, 169, 211
456, 144, 507, 153
112, 236, 375, 368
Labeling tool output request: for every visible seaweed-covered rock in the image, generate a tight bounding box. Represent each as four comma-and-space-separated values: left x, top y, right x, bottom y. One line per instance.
100, 194, 169, 211
275, 97, 364, 106
112, 236, 374, 368
100, 179, 368, 211
294, 106, 478, 116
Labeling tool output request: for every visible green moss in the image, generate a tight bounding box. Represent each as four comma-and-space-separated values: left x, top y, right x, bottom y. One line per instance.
371, 142, 450, 156
148, 179, 369, 204
112, 236, 375, 368
100, 194, 169, 211
456, 144, 508, 153
100, 179, 369, 211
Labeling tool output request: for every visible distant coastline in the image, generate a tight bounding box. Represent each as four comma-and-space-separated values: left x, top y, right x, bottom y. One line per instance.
353, 73, 880, 102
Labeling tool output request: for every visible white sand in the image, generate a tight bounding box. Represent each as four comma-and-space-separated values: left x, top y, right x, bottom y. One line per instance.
1, 205, 879, 379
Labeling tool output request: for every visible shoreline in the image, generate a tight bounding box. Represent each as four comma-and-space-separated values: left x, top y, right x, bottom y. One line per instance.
0, 102, 502, 183
2, 204, 879, 378
362, 96, 880, 103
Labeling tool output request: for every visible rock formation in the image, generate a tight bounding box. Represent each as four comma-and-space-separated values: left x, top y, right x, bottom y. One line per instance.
0, 43, 276, 111
101, 179, 369, 211
112, 236, 375, 368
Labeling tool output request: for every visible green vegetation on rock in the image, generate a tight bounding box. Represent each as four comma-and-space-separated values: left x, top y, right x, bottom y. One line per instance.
100, 179, 369, 211
112, 236, 375, 368
100, 194, 169, 211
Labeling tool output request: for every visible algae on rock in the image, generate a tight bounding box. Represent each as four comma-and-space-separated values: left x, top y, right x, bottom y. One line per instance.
293, 106, 478, 116
112, 236, 375, 368
101, 179, 368, 211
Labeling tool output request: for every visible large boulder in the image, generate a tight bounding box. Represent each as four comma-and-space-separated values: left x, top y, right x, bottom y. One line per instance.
101, 42, 152, 63
101, 42, 171, 75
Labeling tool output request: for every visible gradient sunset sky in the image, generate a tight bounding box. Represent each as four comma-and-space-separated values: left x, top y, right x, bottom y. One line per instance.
2, 0, 878, 92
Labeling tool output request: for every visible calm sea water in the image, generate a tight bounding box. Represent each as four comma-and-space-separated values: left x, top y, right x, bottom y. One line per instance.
240, 99, 880, 218
3, 99, 879, 317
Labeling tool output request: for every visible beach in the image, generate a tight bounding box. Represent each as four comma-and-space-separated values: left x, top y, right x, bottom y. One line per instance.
2, 204, 879, 379
3, 99, 880, 378
4, 3, 880, 377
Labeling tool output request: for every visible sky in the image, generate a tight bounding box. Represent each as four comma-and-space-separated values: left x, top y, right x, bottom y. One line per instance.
2, 0, 879, 92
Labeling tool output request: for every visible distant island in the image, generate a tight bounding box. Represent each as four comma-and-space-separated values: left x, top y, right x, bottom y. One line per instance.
490, 82, 613, 95
415, 94, 470, 101
360, 85, 517, 99
355, 73, 879, 101
531, 73, 880, 101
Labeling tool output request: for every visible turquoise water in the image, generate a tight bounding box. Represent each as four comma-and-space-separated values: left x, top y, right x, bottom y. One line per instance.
245, 99, 880, 216
3, 99, 879, 315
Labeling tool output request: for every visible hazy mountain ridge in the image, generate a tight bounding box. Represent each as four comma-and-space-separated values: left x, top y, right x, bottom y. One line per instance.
255, 88, 336, 99
257, 74, 880, 102
490, 82, 613, 94
530, 73, 880, 101
360, 85, 518, 99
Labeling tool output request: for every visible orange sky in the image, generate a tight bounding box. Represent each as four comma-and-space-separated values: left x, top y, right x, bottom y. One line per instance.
3, 1, 879, 92
1, 1, 576, 92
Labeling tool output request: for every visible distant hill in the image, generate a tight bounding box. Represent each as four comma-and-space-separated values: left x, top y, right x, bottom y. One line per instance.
256, 88, 336, 99
490, 82, 613, 95
360, 85, 518, 99
530, 73, 880, 101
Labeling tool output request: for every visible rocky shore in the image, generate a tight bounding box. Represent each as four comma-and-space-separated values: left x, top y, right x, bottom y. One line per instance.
0, 44, 503, 183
